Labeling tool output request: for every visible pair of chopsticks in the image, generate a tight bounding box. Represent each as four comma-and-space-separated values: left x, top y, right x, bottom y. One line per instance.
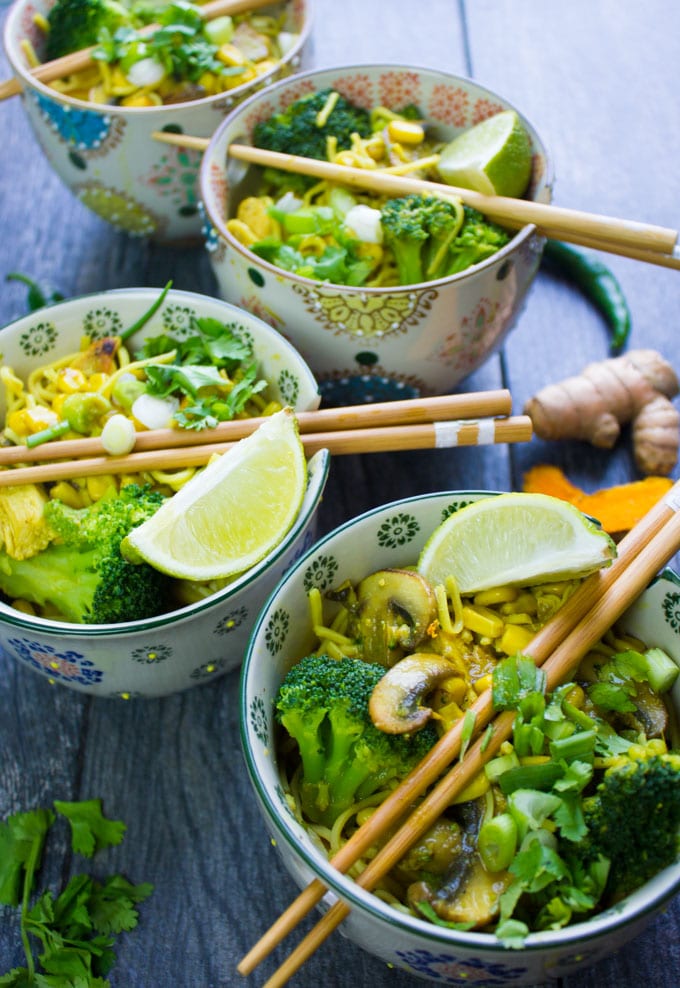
0, 0, 274, 102
238, 479, 680, 987
0, 391, 531, 488
152, 131, 680, 269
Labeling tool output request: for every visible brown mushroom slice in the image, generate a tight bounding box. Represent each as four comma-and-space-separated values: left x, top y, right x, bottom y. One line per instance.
617, 681, 668, 738
352, 569, 438, 666
427, 857, 512, 928
369, 652, 455, 733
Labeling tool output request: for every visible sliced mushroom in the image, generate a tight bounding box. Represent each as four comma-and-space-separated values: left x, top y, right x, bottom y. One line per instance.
616, 681, 668, 738
350, 569, 437, 666
392, 819, 464, 885
407, 799, 511, 929
369, 652, 455, 733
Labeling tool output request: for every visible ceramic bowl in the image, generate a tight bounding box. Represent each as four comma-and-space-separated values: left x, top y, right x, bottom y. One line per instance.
241, 491, 680, 985
200, 64, 553, 404
3, 0, 312, 244
0, 287, 327, 698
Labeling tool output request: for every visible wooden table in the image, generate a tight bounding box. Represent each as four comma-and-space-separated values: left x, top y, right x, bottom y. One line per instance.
1, 1, 679, 985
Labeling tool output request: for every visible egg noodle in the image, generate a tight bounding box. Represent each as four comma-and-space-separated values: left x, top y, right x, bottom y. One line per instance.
22, 3, 294, 107
227, 108, 459, 288
277, 570, 673, 927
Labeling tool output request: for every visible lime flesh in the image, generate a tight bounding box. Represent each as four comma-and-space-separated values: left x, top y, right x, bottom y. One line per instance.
437, 110, 533, 198
417, 493, 616, 593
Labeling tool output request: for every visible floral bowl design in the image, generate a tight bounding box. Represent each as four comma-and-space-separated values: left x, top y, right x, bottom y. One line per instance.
0, 287, 327, 698
3, 0, 312, 244
241, 491, 680, 984
200, 65, 553, 403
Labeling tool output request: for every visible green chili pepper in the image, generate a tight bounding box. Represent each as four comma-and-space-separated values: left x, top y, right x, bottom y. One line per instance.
541, 240, 632, 353
119, 281, 172, 343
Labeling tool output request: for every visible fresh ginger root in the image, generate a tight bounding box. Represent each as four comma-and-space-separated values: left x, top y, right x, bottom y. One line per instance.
523, 464, 673, 537
524, 349, 680, 475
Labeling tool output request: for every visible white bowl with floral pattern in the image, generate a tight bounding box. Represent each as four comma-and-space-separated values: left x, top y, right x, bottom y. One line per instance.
0, 287, 327, 698
3, 0, 312, 244
200, 65, 553, 404
241, 491, 680, 985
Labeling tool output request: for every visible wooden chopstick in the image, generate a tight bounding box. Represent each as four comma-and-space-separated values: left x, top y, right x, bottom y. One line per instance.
226, 144, 680, 259
150, 132, 680, 266
0, 391, 512, 467
0, 0, 275, 102
238, 481, 680, 982
0, 415, 532, 488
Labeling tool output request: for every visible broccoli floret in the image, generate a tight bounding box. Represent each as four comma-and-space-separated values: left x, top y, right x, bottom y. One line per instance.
253, 89, 372, 161
444, 206, 511, 275
276, 654, 437, 827
380, 194, 463, 285
569, 753, 680, 902
45, 0, 135, 60
0, 484, 169, 624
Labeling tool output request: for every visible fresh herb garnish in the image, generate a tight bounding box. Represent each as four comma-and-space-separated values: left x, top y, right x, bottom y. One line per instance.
0, 799, 152, 987
136, 317, 269, 430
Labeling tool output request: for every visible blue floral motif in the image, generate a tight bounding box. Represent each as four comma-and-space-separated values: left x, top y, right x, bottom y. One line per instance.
395, 948, 528, 984
319, 374, 420, 406
8, 637, 103, 686
199, 201, 220, 252
33, 93, 114, 151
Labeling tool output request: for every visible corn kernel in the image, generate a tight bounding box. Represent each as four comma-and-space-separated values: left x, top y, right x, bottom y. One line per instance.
6, 409, 29, 436
217, 43, 247, 66
462, 604, 504, 639
226, 218, 259, 246
440, 675, 467, 704
435, 700, 464, 732
473, 673, 493, 694
498, 623, 535, 656
120, 93, 158, 107
88, 372, 109, 391
11, 598, 37, 615
23, 406, 60, 433
56, 367, 87, 394
387, 119, 425, 144
50, 482, 86, 509
86, 474, 118, 502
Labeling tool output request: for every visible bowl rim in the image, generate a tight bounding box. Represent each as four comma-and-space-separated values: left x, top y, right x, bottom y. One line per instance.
0, 285, 329, 638
239, 489, 680, 954
2, 0, 314, 115
200, 61, 554, 293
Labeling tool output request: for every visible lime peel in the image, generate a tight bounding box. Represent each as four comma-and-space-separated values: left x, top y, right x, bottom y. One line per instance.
121, 408, 307, 580
417, 493, 616, 594
436, 110, 533, 199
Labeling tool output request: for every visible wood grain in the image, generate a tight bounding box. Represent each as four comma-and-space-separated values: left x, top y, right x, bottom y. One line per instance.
0, 3, 678, 987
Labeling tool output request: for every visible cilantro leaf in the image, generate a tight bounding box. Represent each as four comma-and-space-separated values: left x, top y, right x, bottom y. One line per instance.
492, 655, 546, 710
54, 801, 126, 858
0, 809, 54, 906
88, 875, 154, 935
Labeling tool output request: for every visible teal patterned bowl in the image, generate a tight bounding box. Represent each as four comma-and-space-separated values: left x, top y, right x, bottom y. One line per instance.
240, 491, 680, 985
200, 64, 553, 404
3, 0, 312, 244
0, 288, 327, 698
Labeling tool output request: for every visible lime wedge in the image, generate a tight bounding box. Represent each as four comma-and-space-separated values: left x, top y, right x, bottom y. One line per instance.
418, 493, 616, 593
436, 110, 533, 198
121, 408, 307, 580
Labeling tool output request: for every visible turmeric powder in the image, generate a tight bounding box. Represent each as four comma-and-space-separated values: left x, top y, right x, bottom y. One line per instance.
523, 464, 673, 538
523, 349, 680, 475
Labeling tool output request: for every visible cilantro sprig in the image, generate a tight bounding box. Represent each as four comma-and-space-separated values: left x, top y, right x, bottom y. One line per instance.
0, 800, 152, 988
136, 316, 269, 430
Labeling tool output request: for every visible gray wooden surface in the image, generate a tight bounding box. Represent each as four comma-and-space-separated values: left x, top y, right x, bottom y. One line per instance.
1, 1, 679, 985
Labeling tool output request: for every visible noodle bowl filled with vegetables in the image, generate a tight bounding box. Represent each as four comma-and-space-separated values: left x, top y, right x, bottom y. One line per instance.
241, 491, 680, 986
0, 287, 328, 697
3, 0, 312, 243
201, 64, 553, 404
